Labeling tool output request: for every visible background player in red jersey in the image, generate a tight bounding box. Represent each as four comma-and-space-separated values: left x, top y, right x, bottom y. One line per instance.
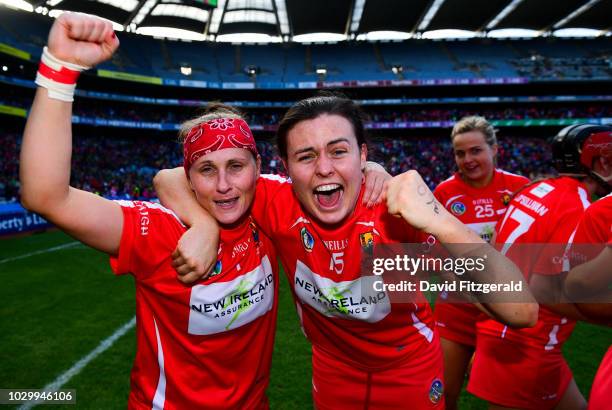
468, 124, 612, 410
155, 94, 538, 409
20, 13, 281, 409
565, 193, 612, 324
433, 116, 529, 409
565, 193, 612, 410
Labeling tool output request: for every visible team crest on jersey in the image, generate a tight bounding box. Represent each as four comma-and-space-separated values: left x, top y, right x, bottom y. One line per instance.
301, 227, 315, 252
359, 231, 374, 253
501, 193, 511, 206
208, 260, 223, 278
249, 219, 260, 251
450, 201, 466, 216
429, 379, 444, 404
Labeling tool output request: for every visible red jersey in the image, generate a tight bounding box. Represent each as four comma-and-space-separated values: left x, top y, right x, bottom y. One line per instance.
571, 195, 612, 410
433, 169, 528, 345
434, 169, 529, 243
481, 177, 591, 349
110, 201, 278, 410
589, 346, 612, 410
571, 193, 612, 246
251, 175, 437, 371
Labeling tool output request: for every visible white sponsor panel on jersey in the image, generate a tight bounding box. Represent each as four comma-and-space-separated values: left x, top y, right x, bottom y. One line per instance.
188, 256, 274, 335
530, 182, 555, 198
293, 260, 391, 322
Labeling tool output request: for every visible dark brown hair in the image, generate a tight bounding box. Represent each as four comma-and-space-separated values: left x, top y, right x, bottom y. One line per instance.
276, 92, 369, 158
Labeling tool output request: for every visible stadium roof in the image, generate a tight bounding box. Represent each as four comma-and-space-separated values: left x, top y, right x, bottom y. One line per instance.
3, 0, 611, 42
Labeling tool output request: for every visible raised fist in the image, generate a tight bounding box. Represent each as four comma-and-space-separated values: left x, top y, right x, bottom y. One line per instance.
385, 170, 450, 233
47, 12, 119, 68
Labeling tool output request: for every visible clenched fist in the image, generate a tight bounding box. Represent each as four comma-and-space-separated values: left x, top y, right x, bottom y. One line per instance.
47, 12, 119, 68
385, 170, 451, 234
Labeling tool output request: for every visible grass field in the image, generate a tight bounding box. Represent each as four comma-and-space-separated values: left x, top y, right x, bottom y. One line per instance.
0, 230, 610, 409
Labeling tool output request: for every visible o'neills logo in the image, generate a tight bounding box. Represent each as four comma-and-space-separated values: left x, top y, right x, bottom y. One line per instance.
188, 256, 274, 335
114, 200, 185, 236
293, 260, 390, 322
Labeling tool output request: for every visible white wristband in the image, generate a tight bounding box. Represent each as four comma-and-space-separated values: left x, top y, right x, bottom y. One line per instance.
35, 47, 89, 102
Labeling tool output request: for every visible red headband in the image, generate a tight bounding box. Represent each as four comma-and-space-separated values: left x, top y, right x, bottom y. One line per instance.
183, 117, 258, 175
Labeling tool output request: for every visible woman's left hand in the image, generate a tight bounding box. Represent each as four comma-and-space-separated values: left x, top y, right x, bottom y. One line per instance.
363, 161, 391, 207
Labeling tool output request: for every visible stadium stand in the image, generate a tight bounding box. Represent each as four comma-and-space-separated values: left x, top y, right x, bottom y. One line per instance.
1, 6, 610, 84
1, 2, 611, 410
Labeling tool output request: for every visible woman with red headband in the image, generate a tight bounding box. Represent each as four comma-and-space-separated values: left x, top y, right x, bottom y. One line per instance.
20, 13, 279, 409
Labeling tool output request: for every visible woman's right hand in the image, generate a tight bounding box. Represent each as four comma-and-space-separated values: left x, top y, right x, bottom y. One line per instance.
47, 12, 119, 67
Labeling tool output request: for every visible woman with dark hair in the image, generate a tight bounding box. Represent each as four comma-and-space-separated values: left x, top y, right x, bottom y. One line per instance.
432, 116, 529, 409
20, 14, 280, 409
156, 93, 537, 409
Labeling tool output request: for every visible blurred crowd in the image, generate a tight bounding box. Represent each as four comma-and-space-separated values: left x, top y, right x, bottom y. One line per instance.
512, 56, 612, 79
2, 90, 609, 126
1, 133, 553, 203
369, 136, 554, 188
369, 106, 611, 123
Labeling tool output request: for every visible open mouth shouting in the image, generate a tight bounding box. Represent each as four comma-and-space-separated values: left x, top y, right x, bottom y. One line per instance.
214, 197, 239, 210
314, 183, 344, 209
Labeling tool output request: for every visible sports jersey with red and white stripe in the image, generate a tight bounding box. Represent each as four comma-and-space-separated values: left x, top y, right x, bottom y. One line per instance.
571, 193, 612, 246
569, 196, 612, 409
251, 175, 437, 371
480, 177, 591, 349
110, 201, 278, 410
433, 169, 528, 345
434, 169, 529, 243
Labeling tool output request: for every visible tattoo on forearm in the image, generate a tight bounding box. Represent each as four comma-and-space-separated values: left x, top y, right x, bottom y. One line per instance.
426, 197, 440, 214
418, 184, 439, 214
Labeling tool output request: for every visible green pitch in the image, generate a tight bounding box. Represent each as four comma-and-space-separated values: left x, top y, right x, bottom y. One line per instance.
0, 231, 609, 409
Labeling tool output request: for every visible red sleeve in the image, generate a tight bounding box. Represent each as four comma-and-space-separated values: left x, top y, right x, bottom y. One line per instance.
433, 181, 449, 206
568, 198, 612, 268
251, 174, 294, 237
109, 201, 186, 280
533, 199, 584, 275
573, 199, 611, 244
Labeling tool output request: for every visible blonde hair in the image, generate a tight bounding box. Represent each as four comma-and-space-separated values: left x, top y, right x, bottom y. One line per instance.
451, 116, 497, 146
178, 102, 244, 144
